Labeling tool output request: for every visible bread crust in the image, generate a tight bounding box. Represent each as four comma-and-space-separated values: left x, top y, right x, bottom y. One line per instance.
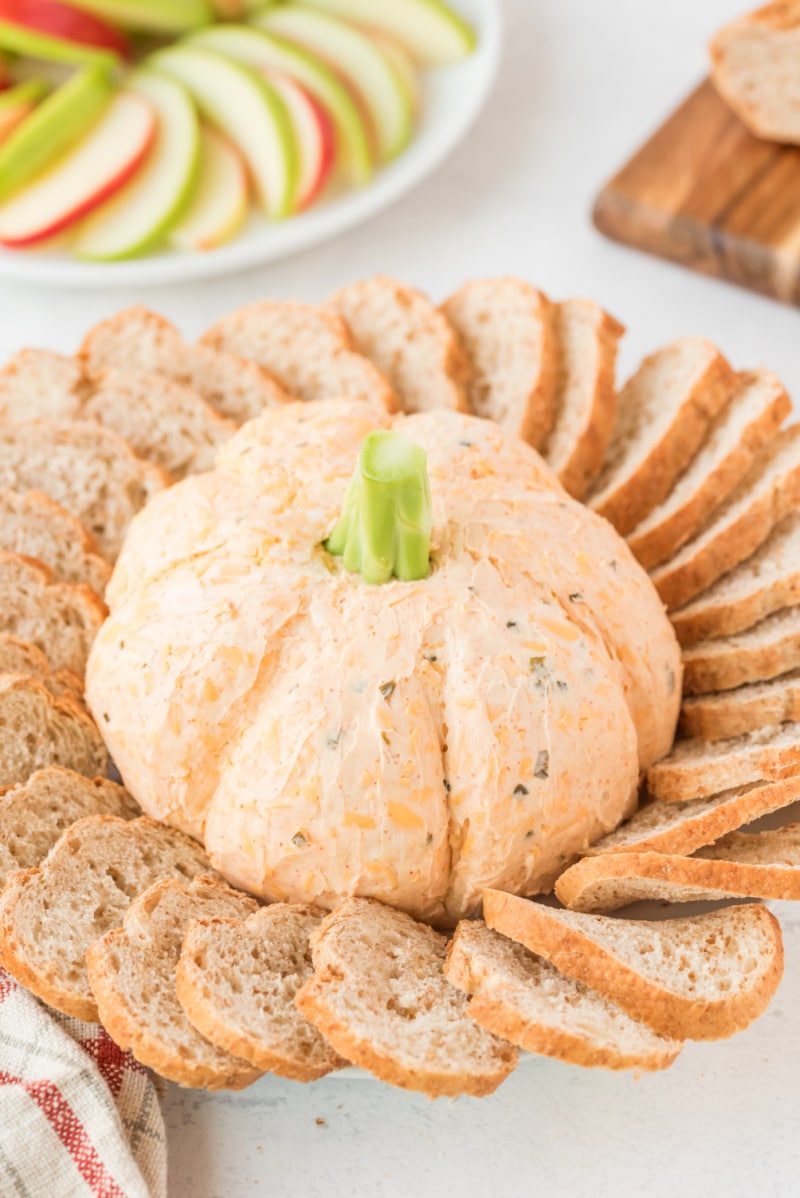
653, 428, 800, 612
646, 732, 800, 801
545, 299, 624, 500
680, 670, 800, 738
711, 2, 800, 144
555, 849, 800, 912
671, 567, 800, 647
584, 775, 800, 857
87, 877, 261, 1091
590, 343, 737, 536
483, 889, 784, 1040
681, 607, 800, 694
330, 276, 471, 415
628, 371, 790, 569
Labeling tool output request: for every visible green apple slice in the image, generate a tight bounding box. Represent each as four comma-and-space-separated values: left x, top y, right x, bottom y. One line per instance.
73, 68, 199, 260
0, 19, 119, 65
170, 124, 249, 252
258, 5, 412, 162
294, 0, 477, 64
67, 0, 213, 34
0, 79, 49, 143
0, 63, 112, 203
187, 23, 372, 185
152, 43, 297, 218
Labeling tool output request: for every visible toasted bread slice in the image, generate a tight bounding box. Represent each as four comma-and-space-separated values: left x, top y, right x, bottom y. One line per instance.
681, 668, 800, 739
440, 277, 558, 449
710, 1, 800, 144
176, 904, 347, 1082
0, 420, 168, 561
652, 424, 800, 611
671, 513, 800, 647
201, 301, 397, 411
0, 675, 106, 790
542, 298, 624, 499
0, 553, 104, 675
0, 633, 84, 702
0, 348, 88, 421
683, 605, 800, 694
444, 919, 681, 1071
556, 827, 800, 912
295, 897, 517, 1097
583, 775, 800, 858
329, 276, 470, 413
483, 890, 783, 1040
0, 814, 212, 1020
647, 721, 800, 801
0, 489, 110, 593
87, 877, 261, 1090
0, 766, 138, 889
79, 306, 291, 422
83, 370, 236, 480
587, 338, 737, 535
627, 370, 790, 568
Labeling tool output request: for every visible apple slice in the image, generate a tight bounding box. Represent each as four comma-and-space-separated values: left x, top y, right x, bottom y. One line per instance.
0, 78, 48, 143
170, 124, 248, 252
152, 44, 297, 220
187, 23, 372, 185
73, 69, 199, 260
0, 0, 129, 55
67, 0, 211, 33
263, 69, 333, 209
0, 88, 153, 245
0, 63, 113, 202
258, 5, 413, 163
367, 31, 419, 116
296, 0, 476, 64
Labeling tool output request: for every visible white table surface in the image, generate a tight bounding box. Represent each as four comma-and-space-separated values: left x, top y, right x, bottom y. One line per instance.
3, 1, 799, 1194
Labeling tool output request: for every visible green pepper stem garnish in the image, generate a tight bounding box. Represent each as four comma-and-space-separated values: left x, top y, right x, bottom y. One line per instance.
326, 430, 432, 585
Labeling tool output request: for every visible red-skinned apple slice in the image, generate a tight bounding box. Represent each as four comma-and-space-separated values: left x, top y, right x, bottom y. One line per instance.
0, 89, 153, 245
263, 69, 333, 210
0, 0, 129, 57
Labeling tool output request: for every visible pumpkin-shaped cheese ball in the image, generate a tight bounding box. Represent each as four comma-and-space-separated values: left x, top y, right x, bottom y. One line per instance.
87, 399, 681, 922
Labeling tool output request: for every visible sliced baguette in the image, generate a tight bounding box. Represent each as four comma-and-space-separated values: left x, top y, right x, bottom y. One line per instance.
647, 721, 800, 801
0, 348, 88, 420
83, 370, 236, 480
683, 605, 800, 694
0, 489, 110, 594
87, 877, 261, 1090
0, 674, 106, 789
0, 766, 138, 889
0, 420, 168, 561
587, 337, 737, 535
444, 919, 682, 1071
652, 424, 800, 611
79, 306, 291, 422
0, 814, 213, 1021
542, 298, 624, 499
671, 512, 800, 646
440, 277, 558, 449
295, 897, 517, 1097
0, 633, 83, 702
201, 301, 397, 411
556, 827, 800, 912
176, 904, 347, 1082
582, 776, 800, 858
710, 1, 800, 145
627, 369, 790, 568
329, 275, 470, 413
483, 890, 783, 1040
681, 668, 800, 739
0, 552, 105, 675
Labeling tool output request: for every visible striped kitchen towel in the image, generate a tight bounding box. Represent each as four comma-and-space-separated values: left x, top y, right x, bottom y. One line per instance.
0, 967, 166, 1198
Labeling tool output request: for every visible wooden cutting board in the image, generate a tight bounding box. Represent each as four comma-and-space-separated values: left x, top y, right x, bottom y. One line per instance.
593, 79, 800, 308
